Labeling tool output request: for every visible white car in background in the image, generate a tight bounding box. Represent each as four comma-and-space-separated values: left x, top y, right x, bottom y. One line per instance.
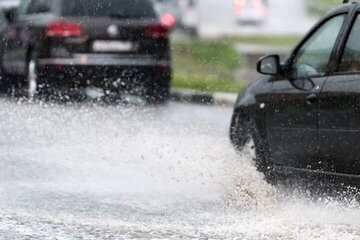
178, 0, 199, 37
233, 0, 268, 25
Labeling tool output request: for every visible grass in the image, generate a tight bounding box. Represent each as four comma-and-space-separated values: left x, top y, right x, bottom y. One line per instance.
172, 72, 243, 93
171, 35, 301, 93
225, 35, 301, 47
305, 0, 339, 16
172, 39, 244, 93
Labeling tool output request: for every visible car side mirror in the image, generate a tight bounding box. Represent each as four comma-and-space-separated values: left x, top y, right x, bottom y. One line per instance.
257, 55, 280, 76
5, 8, 17, 23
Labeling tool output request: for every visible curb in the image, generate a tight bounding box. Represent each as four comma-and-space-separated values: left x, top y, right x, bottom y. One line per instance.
170, 88, 237, 107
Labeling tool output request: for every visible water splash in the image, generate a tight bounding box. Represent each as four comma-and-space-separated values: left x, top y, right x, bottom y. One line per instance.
0, 99, 360, 239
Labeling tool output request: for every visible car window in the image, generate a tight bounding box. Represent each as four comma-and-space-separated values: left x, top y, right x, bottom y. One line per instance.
152, 0, 177, 3
339, 14, 360, 73
17, 0, 31, 16
152, 0, 178, 7
62, 0, 156, 18
17, 0, 50, 16
0, 10, 5, 21
291, 14, 346, 79
26, 0, 51, 14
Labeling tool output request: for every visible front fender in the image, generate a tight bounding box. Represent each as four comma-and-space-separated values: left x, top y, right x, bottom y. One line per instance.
231, 77, 272, 142
234, 92, 257, 112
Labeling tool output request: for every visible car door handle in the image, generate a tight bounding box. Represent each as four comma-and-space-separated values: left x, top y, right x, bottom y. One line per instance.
306, 93, 318, 105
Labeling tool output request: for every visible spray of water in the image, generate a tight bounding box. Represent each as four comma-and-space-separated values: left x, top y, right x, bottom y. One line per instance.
0, 100, 360, 239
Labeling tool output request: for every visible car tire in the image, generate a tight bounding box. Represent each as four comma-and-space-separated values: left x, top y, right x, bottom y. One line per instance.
230, 111, 276, 184
0, 55, 11, 95
145, 79, 170, 104
0, 68, 10, 95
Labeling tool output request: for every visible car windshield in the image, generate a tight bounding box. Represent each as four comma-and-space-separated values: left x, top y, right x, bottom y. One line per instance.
62, 0, 156, 18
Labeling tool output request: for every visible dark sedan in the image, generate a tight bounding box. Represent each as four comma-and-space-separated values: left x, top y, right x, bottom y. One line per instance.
230, 2, 360, 183
0, 0, 172, 102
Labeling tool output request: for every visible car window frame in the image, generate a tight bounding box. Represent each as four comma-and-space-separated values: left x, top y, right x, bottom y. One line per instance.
26, 0, 52, 15
16, 0, 31, 17
334, 8, 360, 75
284, 11, 351, 80
16, 0, 55, 19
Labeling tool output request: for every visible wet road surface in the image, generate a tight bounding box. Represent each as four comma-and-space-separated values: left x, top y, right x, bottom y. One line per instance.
1, 100, 360, 239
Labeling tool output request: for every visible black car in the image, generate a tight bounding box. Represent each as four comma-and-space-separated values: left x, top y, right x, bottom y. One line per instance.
0, 0, 171, 102
230, 1, 360, 183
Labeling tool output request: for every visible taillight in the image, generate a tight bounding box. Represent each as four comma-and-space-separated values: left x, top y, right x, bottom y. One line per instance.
143, 25, 170, 39
45, 21, 82, 37
161, 13, 176, 28
252, 0, 266, 15
233, 0, 245, 14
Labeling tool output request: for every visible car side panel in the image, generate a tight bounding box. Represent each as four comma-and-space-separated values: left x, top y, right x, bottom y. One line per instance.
233, 77, 272, 141
266, 77, 327, 170
319, 75, 360, 175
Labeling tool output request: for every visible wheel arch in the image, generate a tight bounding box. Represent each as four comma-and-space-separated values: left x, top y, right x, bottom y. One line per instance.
230, 104, 275, 181
230, 102, 268, 150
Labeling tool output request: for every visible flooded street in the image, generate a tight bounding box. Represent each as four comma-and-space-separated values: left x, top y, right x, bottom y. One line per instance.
0, 100, 360, 239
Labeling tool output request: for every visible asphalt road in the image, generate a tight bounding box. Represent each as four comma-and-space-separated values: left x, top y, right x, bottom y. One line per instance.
198, 0, 318, 36
1, 99, 360, 239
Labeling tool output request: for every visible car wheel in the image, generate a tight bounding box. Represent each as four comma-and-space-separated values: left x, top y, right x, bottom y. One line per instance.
0, 72, 9, 95
0, 57, 11, 95
230, 111, 276, 183
145, 80, 170, 104
26, 55, 38, 100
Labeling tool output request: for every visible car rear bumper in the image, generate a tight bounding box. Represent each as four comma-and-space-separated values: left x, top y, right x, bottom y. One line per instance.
235, 15, 265, 23
38, 54, 170, 67
36, 56, 171, 92
234, 10, 266, 23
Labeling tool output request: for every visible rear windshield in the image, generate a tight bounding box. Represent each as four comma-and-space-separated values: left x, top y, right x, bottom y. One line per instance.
62, 0, 156, 18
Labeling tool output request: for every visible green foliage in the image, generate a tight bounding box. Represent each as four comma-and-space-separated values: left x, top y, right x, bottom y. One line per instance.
171, 35, 301, 93
172, 40, 244, 93
173, 72, 243, 93
226, 35, 301, 47
306, 0, 339, 16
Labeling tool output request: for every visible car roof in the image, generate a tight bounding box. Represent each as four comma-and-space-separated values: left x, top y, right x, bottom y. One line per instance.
328, 1, 360, 15
326, 2, 354, 15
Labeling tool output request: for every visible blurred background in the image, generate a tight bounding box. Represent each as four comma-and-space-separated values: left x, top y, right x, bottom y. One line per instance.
1, 1, 358, 239
165, 0, 338, 93
0, 0, 340, 95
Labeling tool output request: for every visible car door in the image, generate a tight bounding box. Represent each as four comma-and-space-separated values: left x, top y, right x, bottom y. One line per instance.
319, 12, 360, 175
267, 13, 347, 170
